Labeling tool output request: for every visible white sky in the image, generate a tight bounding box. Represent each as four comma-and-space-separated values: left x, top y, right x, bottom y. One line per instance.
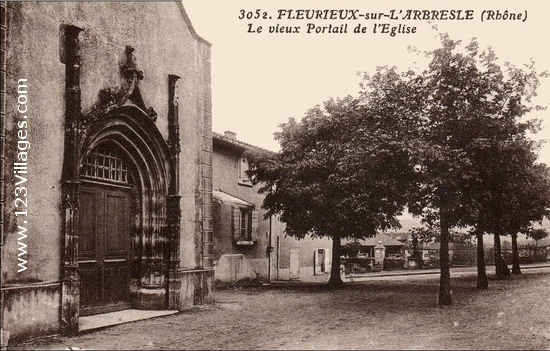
182, 0, 550, 163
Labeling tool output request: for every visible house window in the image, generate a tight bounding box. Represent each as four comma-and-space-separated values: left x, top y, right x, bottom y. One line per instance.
238, 156, 251, 185
232, 206, 259, 245
240, 208, 251, 240
314, 248, 327, 275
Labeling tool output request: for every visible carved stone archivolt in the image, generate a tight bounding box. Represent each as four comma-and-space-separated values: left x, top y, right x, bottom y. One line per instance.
61, 34, 183, 327
82, 46, 157, 133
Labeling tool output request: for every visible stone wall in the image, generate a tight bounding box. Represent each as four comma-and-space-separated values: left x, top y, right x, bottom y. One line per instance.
1, 2, 213, 343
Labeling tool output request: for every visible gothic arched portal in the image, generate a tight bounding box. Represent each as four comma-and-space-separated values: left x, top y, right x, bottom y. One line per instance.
60, 38, 182, 334
77, 107, 174, 315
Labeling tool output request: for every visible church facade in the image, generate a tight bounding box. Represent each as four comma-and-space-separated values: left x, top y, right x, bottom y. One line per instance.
1, 2, 214, 343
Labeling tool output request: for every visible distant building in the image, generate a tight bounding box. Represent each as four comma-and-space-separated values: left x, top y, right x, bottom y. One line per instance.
1, 2, 213, 343
343, 233, 405, 257
212, 131, 333, 284
386, 231, 412, 244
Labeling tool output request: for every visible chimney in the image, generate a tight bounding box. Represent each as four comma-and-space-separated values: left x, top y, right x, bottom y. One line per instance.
224, 130, 236, 140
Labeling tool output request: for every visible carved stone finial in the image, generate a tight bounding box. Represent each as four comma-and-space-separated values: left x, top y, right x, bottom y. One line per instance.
147, 107, 158, 122
81, 46, 158, 133
121, 45, 144, 81
98, 87, 117, 107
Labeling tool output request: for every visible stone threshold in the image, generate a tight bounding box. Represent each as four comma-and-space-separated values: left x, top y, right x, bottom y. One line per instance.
79, 309, 178, 332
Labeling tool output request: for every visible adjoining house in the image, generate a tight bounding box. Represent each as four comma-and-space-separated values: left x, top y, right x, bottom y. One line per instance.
212, 131, 333, 285
1, 2, 213, 343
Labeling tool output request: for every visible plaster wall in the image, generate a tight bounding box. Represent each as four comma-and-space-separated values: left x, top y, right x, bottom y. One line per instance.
1, 283, 60, 343
2, 1, 212, 342
3, 0, 208, 282
276, 235, 332, 282
212, 140, 333, 282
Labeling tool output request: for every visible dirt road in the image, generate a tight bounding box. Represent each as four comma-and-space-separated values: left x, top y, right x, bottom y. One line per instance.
11, 267, 550, 350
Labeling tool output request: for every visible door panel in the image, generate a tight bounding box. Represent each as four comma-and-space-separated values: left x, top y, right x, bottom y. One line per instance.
79, 184, 132, 316
289, 248, 300, 280
78, 190, 97, 259
105, 193, 128, 257
103, 264, 129, 305
79, 263, 102, 309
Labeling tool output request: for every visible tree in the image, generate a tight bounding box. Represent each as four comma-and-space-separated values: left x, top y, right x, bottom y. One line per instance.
527, 227, 550, 246
342, 241, 362, 258
500, 161, 550, 275
406, 34, 547, 298
408, 225, 438, 260
246, 72, 420, 286
408, 223, 471, 270
248, 33, 548, 300
470, 137, 540, 279
526, 227, 550, 261
405, 36, 497, 305
472, 225, 489, 289
463, 52, 549, 279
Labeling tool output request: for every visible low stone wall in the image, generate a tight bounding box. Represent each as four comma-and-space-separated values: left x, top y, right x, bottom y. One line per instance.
213, 254, 257, 286
175, 269, 214, 308
1, 269, 214, 346
276, 266, 330, 283
1, 282, 61, 343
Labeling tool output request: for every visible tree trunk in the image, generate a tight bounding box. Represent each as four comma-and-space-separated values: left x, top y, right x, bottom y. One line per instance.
493, 229, 511, 279
476, 229, 488, 289
438, 209, 452, 306
327, 236, 343, 287
511, 232, 521, 275
412, 234, 419, 256
492, 191, 510, 279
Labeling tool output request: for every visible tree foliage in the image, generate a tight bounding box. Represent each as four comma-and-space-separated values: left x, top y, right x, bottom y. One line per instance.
527, 227, 550, 243
246, 34, 549, 296
403, 34, 549, 298
246, 79, 419, 285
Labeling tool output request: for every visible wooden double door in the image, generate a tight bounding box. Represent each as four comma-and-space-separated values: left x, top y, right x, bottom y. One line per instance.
78, 183, 133, 316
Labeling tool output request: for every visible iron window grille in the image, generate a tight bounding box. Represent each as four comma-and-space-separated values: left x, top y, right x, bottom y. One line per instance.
82, 146, 133, 184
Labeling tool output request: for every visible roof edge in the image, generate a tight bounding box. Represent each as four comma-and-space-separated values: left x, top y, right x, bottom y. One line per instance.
213, 189, 255, 208
212, 131, 275, 154
177, 2, 212, 47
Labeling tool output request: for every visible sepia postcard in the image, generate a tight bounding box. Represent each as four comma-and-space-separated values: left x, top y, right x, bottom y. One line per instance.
1, 0, 549, 349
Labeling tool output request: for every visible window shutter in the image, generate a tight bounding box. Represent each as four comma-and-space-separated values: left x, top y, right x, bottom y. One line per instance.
314, 249, 319, 275
251, 209, 259, 241
232, 206, 241, 241
324, 249, 330, 273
